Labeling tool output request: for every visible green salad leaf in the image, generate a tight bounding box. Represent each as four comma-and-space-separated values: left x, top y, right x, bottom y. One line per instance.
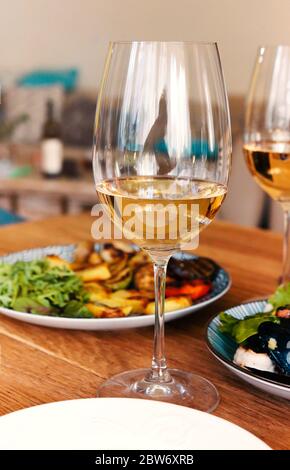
62, 300, 93, 318
219, 311, 280, 344
269, 282, 290, 309
0, 260, 93, 318
13, 297, 53, 315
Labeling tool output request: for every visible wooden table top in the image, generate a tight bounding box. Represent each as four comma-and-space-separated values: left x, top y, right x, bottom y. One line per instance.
0, 213, 289, 450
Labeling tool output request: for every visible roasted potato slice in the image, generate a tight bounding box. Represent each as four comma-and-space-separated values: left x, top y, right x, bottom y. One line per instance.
96, 296, 147, 314
144, 296, 192, 315
86, 303, 132, 318
88, 252, 102, 265
77, 264, 111, 282
138, 290, 155, 300
84, 282, 109, 301
84, 282, 108, 293
45, 255, 71, 270
85, 286, 146, 314
111, 289, 152, 309
111, 289, 144, 300
70, 262, 87, 271
74, 241, 94, 264
103, 306, 132, 318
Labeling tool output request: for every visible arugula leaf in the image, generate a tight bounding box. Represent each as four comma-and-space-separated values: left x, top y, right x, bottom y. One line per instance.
62, 301, 93, 318
219, 311, 280, 343
12, 297, 53, 315
0, 260, 89, 317
269, 282, 290, 309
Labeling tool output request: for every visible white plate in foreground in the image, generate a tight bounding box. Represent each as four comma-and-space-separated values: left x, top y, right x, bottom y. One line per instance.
0, 398, 270, 450
0, 244, 230, 330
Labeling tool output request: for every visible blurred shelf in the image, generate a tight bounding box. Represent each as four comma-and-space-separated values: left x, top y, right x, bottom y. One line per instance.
7, 142, 92, 162
0, 173, 96, 215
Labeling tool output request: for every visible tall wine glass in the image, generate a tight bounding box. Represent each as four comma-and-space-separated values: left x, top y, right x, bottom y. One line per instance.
93, 42, 231, 411
244, 45, 290, 284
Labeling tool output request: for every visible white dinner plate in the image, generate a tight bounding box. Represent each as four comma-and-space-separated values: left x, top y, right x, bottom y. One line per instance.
0, 244, 230, 330
0, 398, 270, 450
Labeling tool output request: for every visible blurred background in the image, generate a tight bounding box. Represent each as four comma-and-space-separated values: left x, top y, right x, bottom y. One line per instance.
0, 0, 289, 230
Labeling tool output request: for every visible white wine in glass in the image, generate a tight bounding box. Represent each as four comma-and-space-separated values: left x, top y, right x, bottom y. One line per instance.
244, 143, 290, 210
93, 42, 231, 411
96, 177, 227, 251
244, 45, 290, 283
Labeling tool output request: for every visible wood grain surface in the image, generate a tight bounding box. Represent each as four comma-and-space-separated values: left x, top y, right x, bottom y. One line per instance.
0, 213, 289, 449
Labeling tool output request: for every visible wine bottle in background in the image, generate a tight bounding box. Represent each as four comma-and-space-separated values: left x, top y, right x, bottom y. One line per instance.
41, 100, 63, 178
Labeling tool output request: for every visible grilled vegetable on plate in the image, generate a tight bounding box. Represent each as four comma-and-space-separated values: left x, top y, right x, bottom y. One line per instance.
0, 243, 230, 330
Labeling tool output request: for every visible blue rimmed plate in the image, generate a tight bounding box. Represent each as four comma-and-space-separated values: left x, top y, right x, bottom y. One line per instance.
207, 300, 290, 400
0, 244, 230, 331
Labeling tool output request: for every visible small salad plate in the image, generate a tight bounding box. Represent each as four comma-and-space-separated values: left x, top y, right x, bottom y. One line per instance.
207, 299, 290, 400
0, 398, 270, 449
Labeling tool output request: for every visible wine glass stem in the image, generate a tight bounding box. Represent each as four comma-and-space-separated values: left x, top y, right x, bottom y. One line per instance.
282, 209, 290, 284
150, 259, 171, 382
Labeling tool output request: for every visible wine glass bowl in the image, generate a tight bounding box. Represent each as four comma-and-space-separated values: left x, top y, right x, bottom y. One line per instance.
244, 45, 290, 283
93, 42, 231, 411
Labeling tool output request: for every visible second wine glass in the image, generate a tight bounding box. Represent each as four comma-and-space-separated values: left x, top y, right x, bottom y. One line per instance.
93, 41, 231, 412
244, 45, 290, 284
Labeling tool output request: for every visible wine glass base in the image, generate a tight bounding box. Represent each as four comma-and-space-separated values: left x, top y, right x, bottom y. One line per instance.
97, 368, 219, 413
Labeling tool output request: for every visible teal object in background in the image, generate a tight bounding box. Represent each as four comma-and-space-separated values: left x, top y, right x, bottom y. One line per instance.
9, 165, 33, 178
154, 139, 218, 158
17, 69, 79, 92
0, 209, 24, 226
125, 139, 218, 158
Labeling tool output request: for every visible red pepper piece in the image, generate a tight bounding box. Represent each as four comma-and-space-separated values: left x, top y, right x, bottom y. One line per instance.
165, 286, 183, 297
181, 283, 211, 299
166, 280, 211, 300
